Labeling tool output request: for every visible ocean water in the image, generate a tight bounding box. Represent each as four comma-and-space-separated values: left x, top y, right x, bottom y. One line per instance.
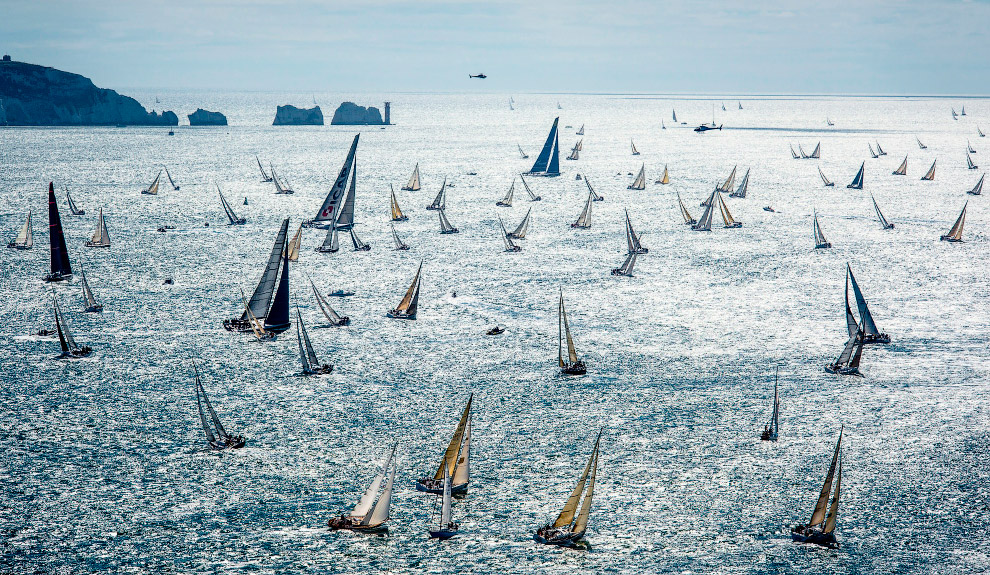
1, 92, 989, 574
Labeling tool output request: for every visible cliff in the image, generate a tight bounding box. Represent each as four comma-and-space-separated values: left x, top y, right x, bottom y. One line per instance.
330, 102, 384, 125
273, 105, 323, 126
0, 59, 178, 126
188, 108, 227, 126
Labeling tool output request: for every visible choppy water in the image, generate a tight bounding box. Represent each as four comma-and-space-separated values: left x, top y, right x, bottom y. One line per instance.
2, 92, 989, 574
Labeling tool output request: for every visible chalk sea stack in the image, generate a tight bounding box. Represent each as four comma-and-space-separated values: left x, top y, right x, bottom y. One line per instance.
330, 102, 384, 125
188, 108, 227, 126
0, 58, 177, 126
273, 105, 323, 126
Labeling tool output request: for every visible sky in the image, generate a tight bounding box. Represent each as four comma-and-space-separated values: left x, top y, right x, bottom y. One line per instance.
1, 0, 988, 95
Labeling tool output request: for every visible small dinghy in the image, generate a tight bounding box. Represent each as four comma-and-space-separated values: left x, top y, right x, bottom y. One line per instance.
84, 208, 111, 248
218, 184, 246, 225
428, 466, 459, 540
791, 429, 842, 548
499, 216, 522, 252
52, 291, 92, 358
310, 279, 350, 326
558, 290, 586, 375
194, 365, 245, 449
402, 163, 421, 191
296, 307, 333, 375
416, 395, 472, 495
141, 170, 162, 195
390, 185, 408, 221
940, 202, 967, 242
760, 369, 779, 441
80, 267, 103, 313
7, 210, 33, 250
391, 223, 410, 251
534, 431, 601, 547
813, 211, 831, 249
329, 445, 397, 533
386, 262, 422, 320
44, 183, 73, 282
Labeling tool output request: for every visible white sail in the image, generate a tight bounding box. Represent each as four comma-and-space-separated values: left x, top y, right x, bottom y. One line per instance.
439, 466, 453, 526
453, 415, 471, 486
80, 268, 100, 310
576, 124, 584, 135
627, 164, 646, 190
692, 193, 715, 231
716, 166, 737, 193
942, 202, 967, 241
86, 209, 110, 247
402, 163, 421, 191
730, 168, 750, 198
143, 170, 161, 195
287, 224, 302, 261
613, 251, 637, 276
350, 448, 394, 519
967, 174, 985, 196
810, 142, 821, 159
509, 208, 531, 239
921, 160, 937, 181
573, 440, 600, 534
10, 210, 32, 248
391, 223, 409, 250
573, 192, 593, 228
497, 180, 515, 206
438, 207, 458, 234
362, 467, 396, 526
813, 211, 830, 248
317, 226, 339, 252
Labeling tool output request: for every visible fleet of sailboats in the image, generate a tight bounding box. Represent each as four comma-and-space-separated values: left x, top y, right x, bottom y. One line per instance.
534, 431, 601, 546
791, 430, 842, 548
386, 262, 422, 320
558, 290, 586, 375
7, 210, 32, 250
328, 446, 397, 532
417, 395, 472, 494
940, 202, 967, 242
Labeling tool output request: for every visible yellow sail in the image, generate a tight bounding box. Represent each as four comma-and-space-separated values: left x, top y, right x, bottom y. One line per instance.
552, 437, 596, 528
922, 160, 937, 181
660, 164, 669, 185
240, 289, 267, 340
287, 224, 302, 261
433, 395, 473, 480
452, 415, 471, 485
396, 263, 422, 313
809, 430, 842, 526
823, 460, 841, 534
718, 192, 736, 225
573, 437, 600, 534
390, 187, 405, 220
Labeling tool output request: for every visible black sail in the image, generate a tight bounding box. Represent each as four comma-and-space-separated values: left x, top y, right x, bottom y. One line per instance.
264, 243, 291, 333
241, 219, 289, 321
47, 182, 72, 279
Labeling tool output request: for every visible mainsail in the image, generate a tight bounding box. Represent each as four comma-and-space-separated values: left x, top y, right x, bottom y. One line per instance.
46, 182, 73, 281
716, 166, 737, 193
572, 192, 593, 228
612, 251, 637, 277
876, 143, 886, 156
813, 211, 831, 248
892, 156, 907, 175
921, 159, 936, 181
810, 142, 821, 159
263, 237, 291, 333
847, 162, 865, 189
432, 395, 473, 483
240, 219, 289, 322
85, 208, 110, 248
309, 134, 359, 227
528, 117, 561, 176
729, 168, 750, 198
550, 432, 601, 536
142, 170, 162, 195
692, 192, 715, 231
585, 177, 602, 201
940, 202, 967, 242
567, 141, 580, 161
335, 155, 358, 229
287, 225, 303, 261
869, 143, 878, 159
791, 145, 800, 159
499, 216, 521, 252
8, 210, 33, 249
271, 166, 294, 194
577, 124, 584, 135
350, 447, 395, 520
967, 174, 985, 196
390, 185, 408, 220
627, 165, 646, 190
80, 267, 102, 312
497, 180, 515, 207
819, 166, 834, 187
967, 151, 978, 170
808, 430, 842, 529
677, 193, 696, 225
349, 227, 370, 250
967, 140, 977, 154
310, 279, 346, 325
508, 207, 532, 239
402, 163, 421, 191
427, 178, 447, 210
871, 195, 894, 229
295, 307, 322, 374
316, 226, 339, 253
656, 164, 670, 185
518, 144, 529, 159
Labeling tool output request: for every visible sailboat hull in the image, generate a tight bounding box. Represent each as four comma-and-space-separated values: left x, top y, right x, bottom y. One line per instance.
386, 310, 416, 320
84, 241, 110, 248
328, 516, 389, 533
791, 527, 838, 548
43, 272, 72, 283
84, 304, 103, 313
815, 242, 832, 249
429, 527, 459, 540
58, 347, 92, 359
825, 364, 862, 377
560, 361, 587, 375
415, 479, 468, 495
760, 430, 777, 442
940, 236, 964, 243
392, 215, 409, 222
7, 243, 31, 250
863, 334, 890, 345
533, 526, 586, 547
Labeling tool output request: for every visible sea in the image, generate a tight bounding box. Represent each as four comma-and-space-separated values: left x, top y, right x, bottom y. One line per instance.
1, 92, 988, 574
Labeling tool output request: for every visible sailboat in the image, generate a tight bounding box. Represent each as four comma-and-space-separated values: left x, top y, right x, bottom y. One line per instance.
557, 102, 562, 109
165, 167, 180, 190
310, 279, 350, 326
7, 210, 32, 250
571, 191, 593, 229
44, 182, 73, 282
677, 193, 697, 225
328, 445, 397, 533
961, 105, 967, 116
141, 170, 162, 195
921, 159, 937, 180
940, 202, 967, 242
521, 175, 541, 201
625, 209, 647, 254
966, 174, 985, 196
402, 163, 421, 191
672, 110, 677, 123
429, 465, 459, 540
692, 192, 715, 231
79, 268, 103, 313
892, 155, 908, 176
966, 151, 978, 170
876, 143, 887, 156
534, 431, 601, 546
819, 166, 835, 187
507, 208, 531, 239
390, 185, 408, 221
527, 117, 561, 177
656, 164, 670, 185
952, 108, 959, 120
790, 145, 800, 160
256, 155, 273, 182
826, 117, 834, 126
194, 365, 245, 449
304, 134, 359, 228
391, 223, 410, 251
809, 142, 821, 159
871, 195, 895, 229
610, 250, 637, 277
825, 331, 865, 376
576, 124, 584, 135
739, 101, 744, 110
84, 209, 110, 248
979, 126, 986, 138
661, 120, 666, 130
497, 180, 515, 207
760, 369, 779, 441
65, 187, 85, 215
223, 219, 291, 333
813, 210, 831, 249
349, 227, 371, 250
387, 262, 422, 320
52, 292, 91, 358
239, 289, 276, 341
714, 166, 737, 196
287, 224, 303, 261
799, 144, 808, 159
729, 168, 750, 198
296, 307, 332, 375
558, 290, 586, 375
416, 395, 472, 494
427, 178, 447, 210
631, 140, 640, 155
627, 164, 646, 190
847, 162, 865, 189
271, 166, 294, 194
917, 137, 927, 149
846, 264, 890, 344
566, 141, 580, 161
499, 216, 522, 252
967, 140, 977, 154
315, 226, 339, 253
518, 144, 529, 159
791, 430, 842, 548
218, 184, 245, 225
585, 177, 603, 201
438, 208, 459, 234
868, 144, 878, 159
717, 192, 742, 228
722, 102, 726, 111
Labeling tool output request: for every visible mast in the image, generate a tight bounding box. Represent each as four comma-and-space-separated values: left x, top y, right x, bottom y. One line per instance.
241, 219, 289, 321
311, 134, 359, 226
772, 371, 779, 436
46, 182, 73, 279
402, 163, 421, 191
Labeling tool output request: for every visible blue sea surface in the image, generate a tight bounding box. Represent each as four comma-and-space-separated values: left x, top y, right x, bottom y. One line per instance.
1, 92, 989, 574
